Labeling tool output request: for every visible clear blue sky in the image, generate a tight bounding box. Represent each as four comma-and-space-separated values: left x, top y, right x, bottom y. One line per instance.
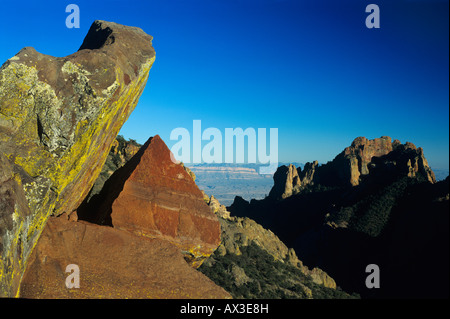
0, 0, 448, 169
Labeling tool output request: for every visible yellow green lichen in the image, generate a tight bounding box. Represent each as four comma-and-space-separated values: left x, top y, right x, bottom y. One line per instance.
0, 53, 155, 297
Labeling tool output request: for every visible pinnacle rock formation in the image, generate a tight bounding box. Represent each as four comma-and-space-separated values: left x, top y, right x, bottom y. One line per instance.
269, 164, 301, 199
78, 135, 222, 268
269, 161, 320, 200
299, 160, 318, 185
0, 20, 155, 297
333, 136, 435, 186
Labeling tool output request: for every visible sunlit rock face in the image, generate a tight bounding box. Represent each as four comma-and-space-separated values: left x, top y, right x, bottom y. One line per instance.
79, 135, 222, 268
0, 20, 155, 297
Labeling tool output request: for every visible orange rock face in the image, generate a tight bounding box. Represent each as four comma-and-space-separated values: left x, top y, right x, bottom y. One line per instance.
343, 136, 394, 185
79, 135, 221, 267
19, 216, 230, 299
268, 136, 437, 196
342, 136, 435, 185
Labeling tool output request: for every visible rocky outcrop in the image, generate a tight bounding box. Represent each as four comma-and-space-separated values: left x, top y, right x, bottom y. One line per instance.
391, 140, 436, 183
319, 136, 436, 187
17, 134, 231, 298
299, 160, 318, 185
110, 137, 141, 169
200, 191, 337, 290
344, 136, 394, 185
268, 137, 436, 201
0, 154, 31, 296
19, 215, 230, 299
269, 164, 301, 199
0, 20, 155, 297
268, 161, 320, 200
212, 215, 336, 289
202, 192, 231, 220
78, 135, 221, 268
229, 137, 446, 298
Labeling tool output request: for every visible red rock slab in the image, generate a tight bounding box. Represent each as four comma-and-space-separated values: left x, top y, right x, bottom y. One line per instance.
19, 216, 231, 299
83, 135, 221, 267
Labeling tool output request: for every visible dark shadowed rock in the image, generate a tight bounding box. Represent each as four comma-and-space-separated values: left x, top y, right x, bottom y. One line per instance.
228, 136, 446, 298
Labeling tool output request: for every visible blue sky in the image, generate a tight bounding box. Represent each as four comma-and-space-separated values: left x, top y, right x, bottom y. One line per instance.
0, 0, 448, 169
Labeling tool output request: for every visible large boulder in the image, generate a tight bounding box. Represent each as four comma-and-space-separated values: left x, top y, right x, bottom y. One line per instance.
78, 135, 222, 268
0, 20, 155, 297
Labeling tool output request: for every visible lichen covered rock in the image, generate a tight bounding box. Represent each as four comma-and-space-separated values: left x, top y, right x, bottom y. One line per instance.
0, 20, 155, 297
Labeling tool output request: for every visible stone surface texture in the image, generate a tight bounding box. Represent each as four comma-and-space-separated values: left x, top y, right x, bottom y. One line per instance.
80, 135, 222, 268
0, 20, 155, 297
19, 216, 230, 299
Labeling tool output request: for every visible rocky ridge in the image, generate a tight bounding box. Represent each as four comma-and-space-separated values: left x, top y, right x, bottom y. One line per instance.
199, 192, 348, 298
65, 135, 345, 298
228, 136, 448, 298
270, 136, 436, 200
211, 215, 337, 289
